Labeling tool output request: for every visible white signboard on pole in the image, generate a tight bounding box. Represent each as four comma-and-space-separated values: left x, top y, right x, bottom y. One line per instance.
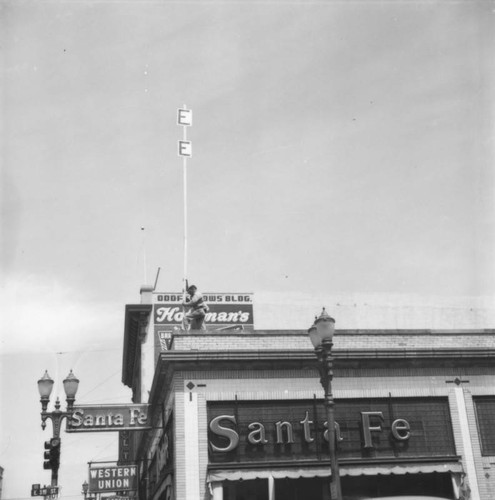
178, 140, 192, 157
177, 108, 192, 126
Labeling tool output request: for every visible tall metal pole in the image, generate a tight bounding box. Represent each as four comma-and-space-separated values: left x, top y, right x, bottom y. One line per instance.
38, 370, 79, 491
318, 340, 343, 500
178, 105, 192, 331
182, 104, 188, 287
40, 399, 67, 487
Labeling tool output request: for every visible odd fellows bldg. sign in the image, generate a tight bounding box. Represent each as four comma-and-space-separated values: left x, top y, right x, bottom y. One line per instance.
88, 465, 137, 493
207, 398, 457, 464
66, 404, 151, 433
153, 292, 254, 350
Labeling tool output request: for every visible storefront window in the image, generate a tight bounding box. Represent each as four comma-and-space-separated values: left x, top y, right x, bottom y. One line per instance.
474, 396, 495, 456
223, 479, 268, 500
340, 472, 453, 498
275, 477, 328, 500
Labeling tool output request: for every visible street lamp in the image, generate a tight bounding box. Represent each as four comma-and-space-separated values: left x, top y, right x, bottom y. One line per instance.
82, 480, 97, 500
37, 370, 79, 487
308, 308, 342, 500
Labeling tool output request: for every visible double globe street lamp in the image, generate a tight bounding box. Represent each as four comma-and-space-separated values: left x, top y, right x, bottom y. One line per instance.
37, 370, 80, 487
308, 308, 343, 500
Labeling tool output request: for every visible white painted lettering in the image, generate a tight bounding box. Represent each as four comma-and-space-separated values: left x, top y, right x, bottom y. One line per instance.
70, 409, 84, 427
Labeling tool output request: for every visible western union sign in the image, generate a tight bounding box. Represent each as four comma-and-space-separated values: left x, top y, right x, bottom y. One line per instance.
89, 465, 137, 492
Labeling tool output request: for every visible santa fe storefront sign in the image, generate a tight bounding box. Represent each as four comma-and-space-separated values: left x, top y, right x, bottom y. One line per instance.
207, 398, 456, 463
66, 404, 151, 432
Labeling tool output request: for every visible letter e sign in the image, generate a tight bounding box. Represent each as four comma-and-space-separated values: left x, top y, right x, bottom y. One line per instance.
178, 140, 192, 157
177, 108, 192, 126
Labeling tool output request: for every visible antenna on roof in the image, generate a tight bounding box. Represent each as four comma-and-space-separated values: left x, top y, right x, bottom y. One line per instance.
178, 105, 193, 331
153, 267, 161, 291
177, 105, 192, 293
141, 226, 147, 284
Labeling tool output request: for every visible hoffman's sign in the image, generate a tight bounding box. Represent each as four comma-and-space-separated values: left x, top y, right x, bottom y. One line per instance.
153, 293, 254, 344
67, 404, 151, 432
89, 465, 137, 493
208, 398, 456, 463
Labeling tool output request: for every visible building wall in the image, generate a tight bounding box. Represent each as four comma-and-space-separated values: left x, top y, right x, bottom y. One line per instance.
123, 284, 495, 500
133, 325, 495, 500
160, 362, 495, 500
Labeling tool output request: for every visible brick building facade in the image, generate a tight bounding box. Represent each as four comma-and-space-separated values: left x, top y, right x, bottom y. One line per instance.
121, 290, 495, 500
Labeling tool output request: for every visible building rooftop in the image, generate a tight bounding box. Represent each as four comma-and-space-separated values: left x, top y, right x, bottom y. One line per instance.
171, 328, 495, 352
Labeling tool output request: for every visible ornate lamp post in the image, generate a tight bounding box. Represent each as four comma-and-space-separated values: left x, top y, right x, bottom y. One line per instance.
82, 480, 97, 500
37, 370, 79, 487
308, 308, 343, 500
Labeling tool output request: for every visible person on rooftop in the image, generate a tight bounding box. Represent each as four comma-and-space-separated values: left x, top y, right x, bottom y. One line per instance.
182, 284, 208, 331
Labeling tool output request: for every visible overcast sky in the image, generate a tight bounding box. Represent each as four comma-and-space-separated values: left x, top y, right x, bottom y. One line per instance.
1, 1, 494, 498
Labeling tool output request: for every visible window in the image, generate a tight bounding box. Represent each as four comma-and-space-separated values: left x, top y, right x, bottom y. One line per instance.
474, 396, 495, 456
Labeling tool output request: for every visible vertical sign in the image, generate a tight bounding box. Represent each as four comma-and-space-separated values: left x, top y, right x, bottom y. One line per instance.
118, 430, 131, 465
177, 108, 192, 157
177, 108, 192, 127
178, 140, 192, 157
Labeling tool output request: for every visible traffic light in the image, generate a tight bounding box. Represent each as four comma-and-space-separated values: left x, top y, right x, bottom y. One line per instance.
43, 438, 61, 470
43, 440, 51, 469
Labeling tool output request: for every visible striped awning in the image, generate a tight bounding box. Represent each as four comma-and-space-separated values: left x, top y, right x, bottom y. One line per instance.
207, 461, 463, 482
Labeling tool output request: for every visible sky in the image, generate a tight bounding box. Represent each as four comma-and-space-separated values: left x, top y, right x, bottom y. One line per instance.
1, 0, 495, 498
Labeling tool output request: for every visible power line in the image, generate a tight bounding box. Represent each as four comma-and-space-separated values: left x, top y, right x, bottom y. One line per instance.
77, 368, 125, 401
89, 438, 116, 462
0, 347, 122, 358
55, 347, 122, 354
80, 396, 131, 404
3, 497, 82, 500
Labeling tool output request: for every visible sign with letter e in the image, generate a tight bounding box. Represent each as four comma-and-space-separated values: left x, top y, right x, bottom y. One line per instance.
66, 404, 151, 432
177, 108, 192, 126
178, 140, 192, 157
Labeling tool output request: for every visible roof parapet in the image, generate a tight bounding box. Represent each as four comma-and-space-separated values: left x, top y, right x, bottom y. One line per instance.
140, 285, 154, 304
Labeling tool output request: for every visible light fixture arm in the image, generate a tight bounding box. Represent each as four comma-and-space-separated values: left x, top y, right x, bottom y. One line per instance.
40, 398, 74, 438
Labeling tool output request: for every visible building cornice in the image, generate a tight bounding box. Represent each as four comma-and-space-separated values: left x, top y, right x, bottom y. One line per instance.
253, 329, 495, 335
122, 304, 152, 388
148, 346, 495, 407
